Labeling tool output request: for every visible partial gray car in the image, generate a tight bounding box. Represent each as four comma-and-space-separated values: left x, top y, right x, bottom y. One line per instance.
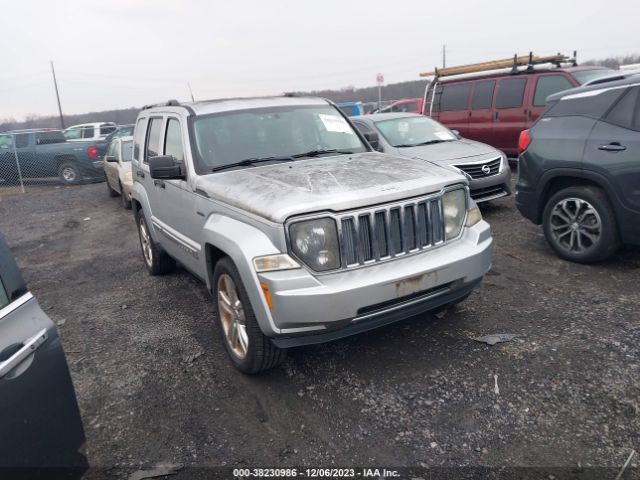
352, 113, 512, 203
131, 96, 493, 374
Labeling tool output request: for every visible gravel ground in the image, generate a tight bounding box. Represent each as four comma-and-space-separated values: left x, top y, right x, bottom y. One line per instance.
0, 175, 638, 479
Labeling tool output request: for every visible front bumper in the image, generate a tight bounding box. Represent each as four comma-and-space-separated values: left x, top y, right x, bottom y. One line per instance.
469, 162, 512, 202
256, 220, 493, 342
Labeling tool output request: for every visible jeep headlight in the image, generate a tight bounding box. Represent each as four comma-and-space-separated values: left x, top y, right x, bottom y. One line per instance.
442, 189, 466, 240
289, 218, 340, 271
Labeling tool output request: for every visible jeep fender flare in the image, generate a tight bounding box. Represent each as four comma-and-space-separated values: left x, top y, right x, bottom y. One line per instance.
131, 182, 153, 227
201, 214, 283, 336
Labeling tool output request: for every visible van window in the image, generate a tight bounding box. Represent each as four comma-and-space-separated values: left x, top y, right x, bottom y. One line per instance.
145, 117, 163, 162
605, 87, 640, 131
533, 76, 573, 107
496, 78, 527, 109
472, 81, 495, 110
440, 84, 471, 112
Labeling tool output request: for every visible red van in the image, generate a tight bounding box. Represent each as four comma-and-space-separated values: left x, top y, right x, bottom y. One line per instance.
422, 64, 614, 156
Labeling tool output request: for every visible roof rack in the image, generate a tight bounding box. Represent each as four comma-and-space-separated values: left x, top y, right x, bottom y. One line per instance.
420, 51, 578, 80
142, 99, 181, 110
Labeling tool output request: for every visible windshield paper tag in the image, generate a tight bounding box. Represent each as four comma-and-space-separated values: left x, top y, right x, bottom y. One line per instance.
319, 114, 353, 134
435, 130, 455, 140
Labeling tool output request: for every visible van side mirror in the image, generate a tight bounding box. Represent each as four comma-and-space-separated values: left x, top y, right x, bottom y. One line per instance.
148, 155, 185, 179
363, 131, 382, 151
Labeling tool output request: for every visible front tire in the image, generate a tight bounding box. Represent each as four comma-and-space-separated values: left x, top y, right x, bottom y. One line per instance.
58, 162, 80, 185
136, 211, 175, 275
542, 186, 620, 263
213, 257, 285, 374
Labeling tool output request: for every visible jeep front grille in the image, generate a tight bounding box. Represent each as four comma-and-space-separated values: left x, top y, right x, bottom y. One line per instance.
454, 157, 502, 179
338, 196, 446, 267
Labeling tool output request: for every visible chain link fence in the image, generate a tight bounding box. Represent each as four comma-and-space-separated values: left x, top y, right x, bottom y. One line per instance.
0, 130, 106, 195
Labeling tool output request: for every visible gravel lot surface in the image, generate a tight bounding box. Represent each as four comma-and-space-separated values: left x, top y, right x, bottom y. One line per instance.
0, 175, 638, 479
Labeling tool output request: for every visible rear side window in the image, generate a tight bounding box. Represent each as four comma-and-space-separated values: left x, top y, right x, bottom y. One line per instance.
164, 118, 185, 162
440, 83, 471, 112
36, 131, 65, 145
472, 81, 495, 110
0, 278, 9, 310
605, 87, 640, 131
14, 134, 29, 148
534, 75, 574, 107
145, 117, 163, 162
546, 88, 626, 119
496, 78, 527, 109
100, 125, 117, 136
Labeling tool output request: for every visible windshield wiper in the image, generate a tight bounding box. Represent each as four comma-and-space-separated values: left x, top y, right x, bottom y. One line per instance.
291, 149, 354, 158
395, 139, 451, 148
211, 156, 293, 172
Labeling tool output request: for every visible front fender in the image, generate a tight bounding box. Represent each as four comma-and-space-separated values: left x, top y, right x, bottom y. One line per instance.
202, 214, 283, 336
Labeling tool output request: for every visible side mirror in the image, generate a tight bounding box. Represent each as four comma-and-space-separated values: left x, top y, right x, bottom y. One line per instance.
104, 155, 117, 162
148, 155, 185, 180
363, 131, 382, 152
451, 130, 461, 139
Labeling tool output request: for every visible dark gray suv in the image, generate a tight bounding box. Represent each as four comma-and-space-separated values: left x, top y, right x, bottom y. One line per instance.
516, 72, 640, 262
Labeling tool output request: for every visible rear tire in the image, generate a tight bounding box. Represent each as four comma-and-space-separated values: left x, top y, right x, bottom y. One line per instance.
136, 211, 175, 275
58, 162, 80, 185
542, 186, 620, 263
106, 177, 118, 197
120, 182, 132, 209
213, 257, 285, 374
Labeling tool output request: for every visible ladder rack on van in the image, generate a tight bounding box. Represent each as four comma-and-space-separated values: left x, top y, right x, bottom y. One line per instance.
420, 52, 578, 81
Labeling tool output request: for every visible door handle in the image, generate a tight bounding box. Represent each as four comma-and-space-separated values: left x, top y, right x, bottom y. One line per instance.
494, 111, 499, 121
598, 143, 627, 152
0, 329, 48, 378
154, 179, 165, 188
136, 171, 145, 178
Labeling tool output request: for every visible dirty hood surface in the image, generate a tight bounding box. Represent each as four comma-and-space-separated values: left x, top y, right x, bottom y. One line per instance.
196, 152, 466, 223
397, 139, 501, 165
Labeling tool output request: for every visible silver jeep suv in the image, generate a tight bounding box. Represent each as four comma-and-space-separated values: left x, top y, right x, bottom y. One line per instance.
131, 96, 493, 373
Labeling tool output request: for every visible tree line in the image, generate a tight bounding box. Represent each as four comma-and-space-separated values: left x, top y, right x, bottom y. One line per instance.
2, 54, 638, 132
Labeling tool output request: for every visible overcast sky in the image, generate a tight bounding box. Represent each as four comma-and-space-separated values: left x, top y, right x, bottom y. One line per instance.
1, 0, 638, 120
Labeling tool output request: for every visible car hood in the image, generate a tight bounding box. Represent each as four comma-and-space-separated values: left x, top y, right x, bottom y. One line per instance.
395, 139, 502, 165
195, 152, 466, 223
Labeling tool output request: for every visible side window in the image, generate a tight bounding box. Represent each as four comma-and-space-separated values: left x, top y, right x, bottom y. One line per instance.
81, 126, 95, 139
440, 83, 472, 112
133, 118, 146, 161
145, 117, 163, 163
496, 78, 527, 109
605, 87, 640, 131
472, 81, 496, 110
352, 121, 373, 135
533, 75, 574, 107
107, 141, 118, 158
100, 125, 116, 136
164, 118, 185, 162
64, 128, 82, 140
14, 134, 29, 148
0, 135, 14, 149
0, 278, 9, 310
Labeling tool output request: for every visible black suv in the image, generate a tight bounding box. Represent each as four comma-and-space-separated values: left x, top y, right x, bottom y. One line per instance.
516, 73, 640, 263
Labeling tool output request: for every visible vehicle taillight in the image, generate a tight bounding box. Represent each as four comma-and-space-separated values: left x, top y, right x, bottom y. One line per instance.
518, 129, 532, 154
87, 145, 97, 158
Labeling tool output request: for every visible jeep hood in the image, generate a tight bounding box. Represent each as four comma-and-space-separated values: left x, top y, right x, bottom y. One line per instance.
195, 152, 466, 223
396, 139, 502, 165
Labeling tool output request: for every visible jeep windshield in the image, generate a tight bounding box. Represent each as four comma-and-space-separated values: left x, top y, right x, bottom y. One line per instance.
192, 105, 367, 173
375, 116, 457, 148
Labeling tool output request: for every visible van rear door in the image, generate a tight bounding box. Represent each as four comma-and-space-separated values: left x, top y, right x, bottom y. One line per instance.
493, 77, 529, 156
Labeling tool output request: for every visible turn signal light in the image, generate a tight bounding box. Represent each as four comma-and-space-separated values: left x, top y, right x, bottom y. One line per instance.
518, 129, 532, 154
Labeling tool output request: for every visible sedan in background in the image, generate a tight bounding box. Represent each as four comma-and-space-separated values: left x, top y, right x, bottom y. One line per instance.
0, 234, 87, 478
352, 113, 511, 203
103, 136, 134, 209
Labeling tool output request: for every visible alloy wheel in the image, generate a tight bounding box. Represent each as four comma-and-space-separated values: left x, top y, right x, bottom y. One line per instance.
217, 273, 249, 359
139, 218, 153, 266
549, 197, 602, 254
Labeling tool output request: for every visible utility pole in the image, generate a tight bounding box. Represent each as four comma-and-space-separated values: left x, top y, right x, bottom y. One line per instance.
442, 45, 446, 69
50, 61, 64, 129
188, 82, 195, 102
